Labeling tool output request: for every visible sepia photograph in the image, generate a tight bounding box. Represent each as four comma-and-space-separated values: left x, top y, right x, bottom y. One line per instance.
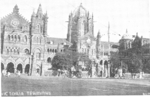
0, 0, 150, 96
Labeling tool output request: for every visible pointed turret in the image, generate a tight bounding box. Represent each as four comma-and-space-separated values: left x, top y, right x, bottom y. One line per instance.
67, 13, 72, 42
36, 4, 43, 18
96, 30, 101, 59
13, 5, 19, 13
92, 13, 94, 35
126, 29, 128, 33
31, 10, 36, 21
43, 12, 48, 36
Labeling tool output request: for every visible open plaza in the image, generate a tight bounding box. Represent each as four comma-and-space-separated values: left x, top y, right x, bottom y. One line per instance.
1, 0, 150, 96
1, 75, 150, 96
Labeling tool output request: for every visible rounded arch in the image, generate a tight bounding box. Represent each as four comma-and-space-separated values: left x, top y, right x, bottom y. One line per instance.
14, 35, 17, 41
25, 64, 30, 74
47, 57, 51, 63
104, 60, 108, 68
7, 62, 14, 73
1, 63, 4, 72
18, 35, 20, 42
24, 35, 27, 42
100, 60, 103, 65
8, 35, 10, 41
11, 35, 13, 41
47, 48, 49, 52
17, 64, 23, 73
34, 48, 42, 59
24, 48, 30, 55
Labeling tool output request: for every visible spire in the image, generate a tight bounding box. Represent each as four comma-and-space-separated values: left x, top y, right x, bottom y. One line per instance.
32, 10, 36, 17
96, 30, 101, 59
136, 32, 138, 36
37, 4, 43, 18
97, 30, 100, 37
13, 5, 19, 13
80, 3, 82, 7
126, 29, 128, 33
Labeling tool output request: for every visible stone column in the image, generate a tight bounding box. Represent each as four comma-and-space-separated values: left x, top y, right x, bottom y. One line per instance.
105, 66, 108, 78
102, 60, 105, 77
107, 63, 110, 78
14, 68, 17, 73
22, 68, 25, 74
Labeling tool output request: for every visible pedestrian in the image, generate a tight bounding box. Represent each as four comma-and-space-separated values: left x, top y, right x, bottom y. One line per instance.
18, 70, 21, 77
7, 72, 10, 77
2, 69, 6, 76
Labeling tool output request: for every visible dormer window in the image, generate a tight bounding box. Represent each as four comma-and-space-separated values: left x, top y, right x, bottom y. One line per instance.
47, 40, 53, 44
62, 42, 66, 45
50, 41, 53, 44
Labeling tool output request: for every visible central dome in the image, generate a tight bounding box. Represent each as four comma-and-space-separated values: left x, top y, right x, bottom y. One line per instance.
72, 3, 88, 18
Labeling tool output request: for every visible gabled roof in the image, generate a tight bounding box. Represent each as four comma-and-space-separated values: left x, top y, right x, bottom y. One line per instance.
0, 5, 29, 27
80, 32, 96, 41
46, 37, 72, 45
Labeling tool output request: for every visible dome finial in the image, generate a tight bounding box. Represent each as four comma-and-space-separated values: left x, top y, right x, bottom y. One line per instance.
80, 3, 82, 7
126, 29, 128, 33
37, 4, 42, 15
13, 5, 19, 13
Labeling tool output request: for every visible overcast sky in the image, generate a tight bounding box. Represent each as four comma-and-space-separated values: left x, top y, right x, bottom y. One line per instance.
0, 0, 150, 42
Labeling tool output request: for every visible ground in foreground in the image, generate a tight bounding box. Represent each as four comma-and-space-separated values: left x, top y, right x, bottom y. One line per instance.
2, 76, 150, 96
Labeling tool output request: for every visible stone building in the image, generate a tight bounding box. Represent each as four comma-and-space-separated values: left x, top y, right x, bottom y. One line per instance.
0, 5, 71, 76
66, 4, 118, 77
1, 4, 118, 77
119, 30, 150, 73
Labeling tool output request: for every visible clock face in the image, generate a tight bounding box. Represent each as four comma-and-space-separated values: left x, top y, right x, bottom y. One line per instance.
11, 19, 19, 27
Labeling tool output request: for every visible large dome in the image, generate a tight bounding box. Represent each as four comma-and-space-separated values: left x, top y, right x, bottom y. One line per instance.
122, 30, 133, 39
72, 3, 88, 18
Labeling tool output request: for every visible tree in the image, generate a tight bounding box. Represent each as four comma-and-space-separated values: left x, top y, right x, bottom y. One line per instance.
51, 49, 91, 71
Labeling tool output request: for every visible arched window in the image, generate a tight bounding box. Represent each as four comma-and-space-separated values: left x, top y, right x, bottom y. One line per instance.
34, 36, 37, 43
17, 49, 20, 54
24, 35, 27, 42
13, 48, 15, 54
7, 49, 9, 54
11, 35, 13, 41
14, 35, 17, 42
40, 37, 42, 44
37, 37, 39, 43
47, 57, 51, 63
55, 49, 57, 53
24, 49, 30, 55
8, 35, 10, 41
18, 35, 20, 42
38, 25, 40, 32
10, 48, 12, 53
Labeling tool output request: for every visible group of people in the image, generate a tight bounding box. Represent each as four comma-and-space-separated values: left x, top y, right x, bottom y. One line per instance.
2, 69, 21, 77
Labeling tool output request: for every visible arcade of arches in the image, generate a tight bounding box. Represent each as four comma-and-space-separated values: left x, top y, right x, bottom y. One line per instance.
93, 60, 110, 78
1, 59, 110, 78
1, 62, 30, 74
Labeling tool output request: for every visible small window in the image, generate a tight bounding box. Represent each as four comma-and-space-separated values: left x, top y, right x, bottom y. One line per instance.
50, 41, 53, 44
8, 35, 10, 41
25, 49, 30, 55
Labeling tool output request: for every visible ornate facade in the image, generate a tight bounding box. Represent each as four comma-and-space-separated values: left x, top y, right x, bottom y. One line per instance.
1, 4, 118, 77
67, 4, 118, 77
0, 5, 71, 76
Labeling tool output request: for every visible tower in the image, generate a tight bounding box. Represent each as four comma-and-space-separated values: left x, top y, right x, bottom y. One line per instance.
67, 13, 72, 42
68, 4, 94, 52
30, 4, 48, 36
